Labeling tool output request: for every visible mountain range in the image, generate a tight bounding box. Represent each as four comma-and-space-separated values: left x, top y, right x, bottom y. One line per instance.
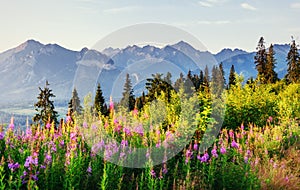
0, 39, 291, 123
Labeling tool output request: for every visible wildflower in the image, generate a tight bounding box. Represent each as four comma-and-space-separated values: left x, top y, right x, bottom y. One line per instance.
24, 155, 38, 168
66, 115, 72, 123
83, 122, 88, 128
120, 152, 126, 159
231, 140, 239, 149
109, 96, 114, 111
156, 140, 161, 148
40, 165, 46, 169
150, 169, 156, 177
45, 154, 52, 164
114, 124, 122, 133
229, 130, 234, 138
32, 174, 38, 181
123, 127, 131, 136
211, 148, 218, 158
59, 140, 65, 147
193, 143, 198, 151
220, 147, 226, 154
200, 153, 209, 163
186, 149, 193, 158
244, 156, 249, 163
134, 125, 144, 137
8, 117, 14, 131
121, 139, 128, 148
87, 166, 92, 174
146, 149, 150, 158
8, 162, 20, 172
70, 132, 77, 141
285, 176, 289, 182
267, 116, 273, 122
0, 132, 4, 140
46, 123, 51, 129
162, 164, 168, 174
241, 124, 244, 130
132, 108, 138, 116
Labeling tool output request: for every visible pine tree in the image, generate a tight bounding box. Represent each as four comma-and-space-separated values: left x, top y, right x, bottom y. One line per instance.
265, 44, 278, 83
199, 70, 204, 91
94, 83, 107, 116
203, 65, 210, 88
33, 81, 58, 125
229, 64, 236, 87
285, 38, 300, 83
68, 88, 82, 115
219, 62, 226, 87
174, 73, 185, 92
145, 73, 173, 102
254, 37, 267, 83
120, 73, 135, 111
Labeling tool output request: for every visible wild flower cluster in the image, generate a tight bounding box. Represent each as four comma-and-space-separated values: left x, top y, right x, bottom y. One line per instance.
0, 82, 299, 189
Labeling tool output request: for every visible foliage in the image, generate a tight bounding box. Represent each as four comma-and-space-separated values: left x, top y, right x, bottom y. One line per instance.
33, 81, 58, 125
228, 64, 236, 88
119, 73, 135, 111
285, 38, 300, 83
94, 83, 108, 116
68, 88, 82, 115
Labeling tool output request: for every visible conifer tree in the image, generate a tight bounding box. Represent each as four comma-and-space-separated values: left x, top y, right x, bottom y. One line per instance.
254, 37, 267, 83
174, 73, 185, 92
199, 70, 204, 91
94, 83, 108, 116
120, 73, 135, 111
219, 62, 226, 87
285, 38, 300, 83
229, 64, 236, 87
265, 44, 278, 83
33, 81, 58, 125
68, 87, 82, 115
203, 65, 210, 89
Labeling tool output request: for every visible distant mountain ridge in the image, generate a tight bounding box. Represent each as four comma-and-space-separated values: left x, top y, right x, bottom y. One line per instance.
0, 39, 291, 113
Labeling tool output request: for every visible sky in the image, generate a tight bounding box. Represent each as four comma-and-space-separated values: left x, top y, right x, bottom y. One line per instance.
0, 0, 300, 53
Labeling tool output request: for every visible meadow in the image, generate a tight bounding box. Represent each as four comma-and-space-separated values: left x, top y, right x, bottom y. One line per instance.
0, 81, 299, 190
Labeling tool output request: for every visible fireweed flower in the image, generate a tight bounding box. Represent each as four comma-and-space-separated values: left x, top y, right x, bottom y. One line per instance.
211, 148, 218, 158
132, 108, 138, 116
123, 127, 131, 136
44, 154, 52, 165
109, 96, 114, 111
134, 125, 144, 137
231, 140, 239, 149
146, 149, 150, 158
229, 130, 234, 138
66, 115, 72, 123
87, 166, 92, 174
24, 156, 38, 169
121, 139, 128, 148
119, 152, 126, 159
162, 164, 168, 174
150, 169, 156, 177
193, 143, 198, 151
220, 146, 227, 154
200, 153, 209, 163
8, 162, 20, 172
156, 140, 161, 148
46, 123, 51, 129
32, 174, 38, 181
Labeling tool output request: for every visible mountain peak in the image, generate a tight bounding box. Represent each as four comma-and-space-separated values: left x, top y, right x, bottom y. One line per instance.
15, 39, 43, 52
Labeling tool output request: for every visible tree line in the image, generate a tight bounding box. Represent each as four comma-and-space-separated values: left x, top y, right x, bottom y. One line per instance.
32, 37, 300, 127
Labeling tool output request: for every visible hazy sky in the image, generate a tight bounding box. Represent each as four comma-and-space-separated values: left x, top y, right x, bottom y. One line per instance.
1, 0, 300, 53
